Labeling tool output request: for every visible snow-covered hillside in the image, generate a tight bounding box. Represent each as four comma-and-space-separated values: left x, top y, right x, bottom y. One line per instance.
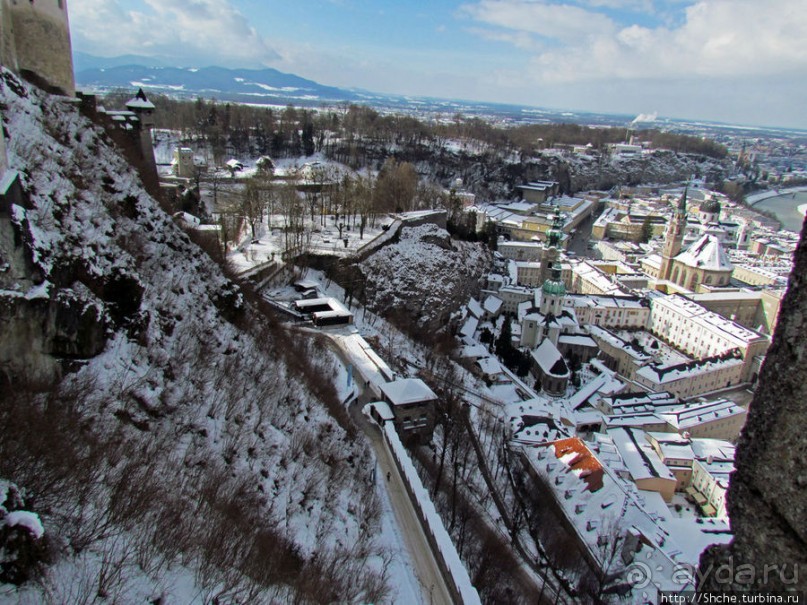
0, 70, 389, 603
359, 223, 492, 333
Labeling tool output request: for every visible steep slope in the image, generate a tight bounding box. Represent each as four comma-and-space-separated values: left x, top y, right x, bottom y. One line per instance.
0, 70, 388, 603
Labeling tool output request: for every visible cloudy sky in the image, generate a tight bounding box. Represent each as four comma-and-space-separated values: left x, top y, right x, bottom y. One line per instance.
70, 0, 807, 129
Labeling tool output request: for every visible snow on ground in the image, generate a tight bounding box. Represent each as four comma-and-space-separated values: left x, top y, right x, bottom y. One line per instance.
228, 213, 396, 274
384, 424, 482, 605
373, 458, 427, 605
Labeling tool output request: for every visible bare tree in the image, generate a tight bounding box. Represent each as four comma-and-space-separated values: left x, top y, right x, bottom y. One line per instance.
242, 177, 266, 239
374, 158, 417, 213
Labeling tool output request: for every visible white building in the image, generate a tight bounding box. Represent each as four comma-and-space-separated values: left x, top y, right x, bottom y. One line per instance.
689, 439, 735, 518
498, 240, 544, 262
648, 295, 769, 381
658, 399, 747, 441
634, 353, 745, 399
514, 261, 543, 287
565, 294, 650, 329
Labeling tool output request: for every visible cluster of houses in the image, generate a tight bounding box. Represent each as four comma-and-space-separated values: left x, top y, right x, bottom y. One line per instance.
452, 180, 798, 598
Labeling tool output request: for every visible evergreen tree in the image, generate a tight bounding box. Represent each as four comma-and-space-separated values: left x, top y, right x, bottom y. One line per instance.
495, 316, 512, 359
302, 120, 315, 157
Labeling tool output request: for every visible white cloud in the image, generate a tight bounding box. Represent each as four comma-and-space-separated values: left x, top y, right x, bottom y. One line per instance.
465, 26, 544, 50
577, 0, 653, 11
70, 0, 279, 66
461, 0, 617, 43
461, 0, 807, 82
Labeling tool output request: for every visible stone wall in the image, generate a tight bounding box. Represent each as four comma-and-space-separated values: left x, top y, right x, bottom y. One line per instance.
699, 215, 807, 593
8, 3, 74, 96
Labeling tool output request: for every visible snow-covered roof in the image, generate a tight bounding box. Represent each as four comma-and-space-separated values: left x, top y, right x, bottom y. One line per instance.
467, 297, 484, 318
521, 437, 724, 596
606, 428, 676, 483
477, 356, 504, 376
566, 371, 624, 411
293, 297, 350, 315
551, 437, 605, 491
518, 181, 556, 192
380, 378, 437, 406
126, 97, 155, 110
603, 412, 668, 429
172, 211, 200, 227
567, 293, 647, 310
603, 391, 679, 415
641, 254, 663, 270
588, 325, 653, 363
126, 88, 155, 110
653, 295, 767, 346
460, 316, 478, 339
635, 354, 743, 385
294, 279, 319, 291
690, 438, 735, 463
659, 400, 746, 431
483, 295, 503, 315
499, 201, 538, 213
647, 432, 695, 462
498, 240, 544, 250
459, 343, 488, 359
675, 234, 733, 271
531, 339, 569, 377
557, 334, 597, 348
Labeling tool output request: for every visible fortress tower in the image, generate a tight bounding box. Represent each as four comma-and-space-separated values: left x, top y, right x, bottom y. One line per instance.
0, 0, 75, 96
126, 88, 157, 176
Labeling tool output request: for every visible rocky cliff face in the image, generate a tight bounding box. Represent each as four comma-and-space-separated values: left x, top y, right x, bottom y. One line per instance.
698, 216, 807, 593
330, 138, 729, 200
358, 222, 492, 334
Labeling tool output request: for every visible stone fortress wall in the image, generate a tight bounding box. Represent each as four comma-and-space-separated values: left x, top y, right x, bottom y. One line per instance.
0, 0, 74, 96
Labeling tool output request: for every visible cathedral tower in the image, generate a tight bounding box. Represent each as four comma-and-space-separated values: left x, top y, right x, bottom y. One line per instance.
540, 206, 564, 285
659, 187, 688, 281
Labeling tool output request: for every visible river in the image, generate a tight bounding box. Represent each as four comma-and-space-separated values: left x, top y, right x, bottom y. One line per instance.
752, 189, 807, 233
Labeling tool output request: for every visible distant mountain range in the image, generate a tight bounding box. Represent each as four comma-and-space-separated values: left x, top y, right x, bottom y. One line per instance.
74, 53, 360, 105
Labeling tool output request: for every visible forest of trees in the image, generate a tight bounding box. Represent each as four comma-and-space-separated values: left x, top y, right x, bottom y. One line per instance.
103, 91, 729, 167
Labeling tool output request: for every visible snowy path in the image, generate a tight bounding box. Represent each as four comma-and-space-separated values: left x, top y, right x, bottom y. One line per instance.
362, 418, 456, 605
322, 333, 456, 605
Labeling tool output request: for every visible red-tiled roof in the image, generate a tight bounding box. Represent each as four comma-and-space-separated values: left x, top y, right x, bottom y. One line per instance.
552, 437, 605, 492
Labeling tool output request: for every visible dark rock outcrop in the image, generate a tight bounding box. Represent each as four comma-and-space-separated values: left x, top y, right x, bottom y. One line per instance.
698, 215, 807, 593
0, 288, 108, 385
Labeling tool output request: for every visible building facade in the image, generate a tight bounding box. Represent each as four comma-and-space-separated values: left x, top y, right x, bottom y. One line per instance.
648, 295, 769, 382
